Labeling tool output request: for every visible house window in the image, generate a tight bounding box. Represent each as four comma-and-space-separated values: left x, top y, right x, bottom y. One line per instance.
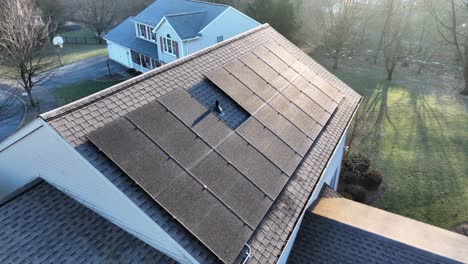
138, 24, 147, 38
149, 27, 156, 41
162, 34, 178, 56
217, 36, 224, 43
131, 50, 140, 65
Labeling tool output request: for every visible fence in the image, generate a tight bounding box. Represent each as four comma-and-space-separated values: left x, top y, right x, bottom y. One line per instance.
63, 36, 103, 45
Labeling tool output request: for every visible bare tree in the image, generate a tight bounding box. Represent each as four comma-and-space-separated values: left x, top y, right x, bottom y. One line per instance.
75, 0, 116, 44
373, 0, 396, 64
427, 0, 468, 95
0, 0, 57, 106
36, 0, 65, 37
381, 0, 414, 81
314, 0, 371, 69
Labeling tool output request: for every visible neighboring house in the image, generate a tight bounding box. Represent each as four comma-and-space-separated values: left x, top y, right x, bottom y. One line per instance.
0, 24, 467, 264
105, 0, 260, 73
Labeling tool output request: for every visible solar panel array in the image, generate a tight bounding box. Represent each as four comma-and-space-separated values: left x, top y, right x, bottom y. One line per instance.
88, 41, 344, 263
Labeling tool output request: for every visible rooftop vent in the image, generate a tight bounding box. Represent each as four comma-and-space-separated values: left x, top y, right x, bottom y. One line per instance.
215, 100, 223, 114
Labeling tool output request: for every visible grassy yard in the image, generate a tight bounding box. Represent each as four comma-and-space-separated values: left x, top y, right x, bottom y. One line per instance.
53, 79, 126, 106
318, 57, 468, 229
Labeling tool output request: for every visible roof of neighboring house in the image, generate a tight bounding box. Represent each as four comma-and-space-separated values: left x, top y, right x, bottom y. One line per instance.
288, 186, 468, 264
165, 11, 207, 39
105, 17, 159, 59
40, 25, 362, 263
0, 180, 175, 264
134, 0, 228, 29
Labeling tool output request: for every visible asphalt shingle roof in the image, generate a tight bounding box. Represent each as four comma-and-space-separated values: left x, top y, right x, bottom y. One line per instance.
41, 25, 362, 263
0, 181, 176, 263
134, 0, 228, 35
288, 213, 461, 264
105, 17, 159, 59
166, 12, 207, 39
288, 187, 464, 264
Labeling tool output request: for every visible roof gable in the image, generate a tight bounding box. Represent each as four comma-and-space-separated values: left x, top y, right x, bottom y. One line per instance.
164, 11, 208, 40
41, 25, 362, 263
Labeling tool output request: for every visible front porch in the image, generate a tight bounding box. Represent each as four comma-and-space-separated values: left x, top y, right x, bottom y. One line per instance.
130, 50, 163, 73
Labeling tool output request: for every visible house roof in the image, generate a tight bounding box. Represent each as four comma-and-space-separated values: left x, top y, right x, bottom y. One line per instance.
134, 0, 228, 35
40, 25, 362, 263
105, 17, 159, 59
288, 186, 468, 264
0, 180, 176, 263
165, 12, 207, 39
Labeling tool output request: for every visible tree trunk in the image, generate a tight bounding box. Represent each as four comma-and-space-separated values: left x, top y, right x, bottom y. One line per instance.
333, 49, 340, 70
462, 39, 468, 95
26, 88, 35, 106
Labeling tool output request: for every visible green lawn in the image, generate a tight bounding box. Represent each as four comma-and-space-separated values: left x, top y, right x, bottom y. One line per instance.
333, 65, 468, 229
45, 45, 108, 68
53, 79, 126, 106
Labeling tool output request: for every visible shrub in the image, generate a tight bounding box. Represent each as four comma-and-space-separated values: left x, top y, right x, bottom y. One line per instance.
344, 184, 367, 203
341, 170, 361, 184
361, 170, 383, 190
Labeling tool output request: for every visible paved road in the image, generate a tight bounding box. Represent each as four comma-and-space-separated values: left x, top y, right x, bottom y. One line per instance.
41, 56, 129, 90
0, 91, 26, 142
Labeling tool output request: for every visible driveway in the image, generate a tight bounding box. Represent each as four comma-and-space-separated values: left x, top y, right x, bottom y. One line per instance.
0, 90, 26, 142
41, 55, 130, 90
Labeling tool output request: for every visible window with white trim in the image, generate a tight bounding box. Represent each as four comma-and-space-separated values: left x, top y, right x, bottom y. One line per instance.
149, 27, 156, 41
217, 36, 224, 43
162, 34, 177, 56
138, 23, 146, 38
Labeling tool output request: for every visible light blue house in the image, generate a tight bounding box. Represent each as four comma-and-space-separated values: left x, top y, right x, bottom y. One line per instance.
105, 0, 260, 72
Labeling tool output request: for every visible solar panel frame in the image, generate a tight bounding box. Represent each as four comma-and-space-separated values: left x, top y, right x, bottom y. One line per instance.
237, 118, 302, 176
269, 94, 323, 140
87, 119, 187, 198
223, 59, 277, 102
189, 151, 273, 227
238, 52, 289, 92
127, 101, 212, 169
158, 89, 232, 147
263, 41, 298, 66
301, 68, 344, 103
217, 133, 288, 199
254, 104, 312, 157
291, 75, 338, 114
205, 68, 265, 114
281, 85, 330, 126
157, 175, 253, 264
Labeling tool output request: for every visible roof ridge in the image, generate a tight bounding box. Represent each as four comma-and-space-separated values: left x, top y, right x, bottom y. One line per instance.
187, 0, 230, 8
166, 11, 207, 17
40, 24, 270, 121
